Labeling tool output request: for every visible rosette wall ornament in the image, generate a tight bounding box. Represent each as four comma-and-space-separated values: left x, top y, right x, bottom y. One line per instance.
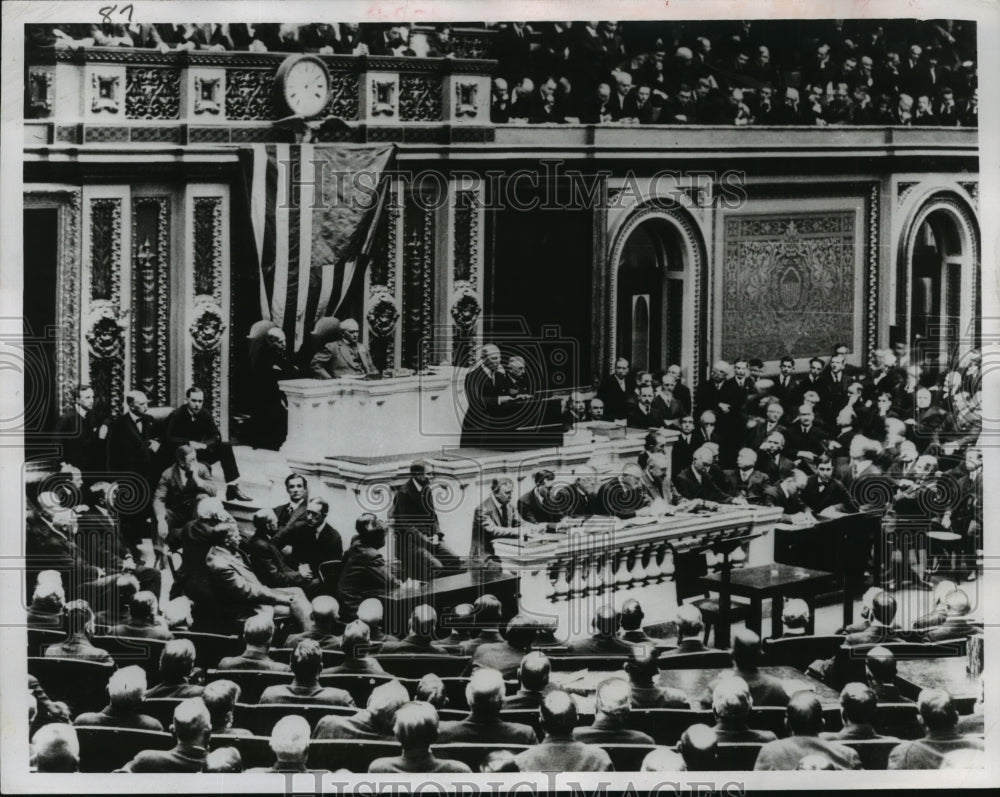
85, 300, 129, 359
366, 286, 400, 338
189, 295, 227, 351
450, 281, 480, 331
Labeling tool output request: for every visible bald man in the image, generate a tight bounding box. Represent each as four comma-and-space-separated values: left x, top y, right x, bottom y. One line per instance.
888, 688, 984, 769
514, 690, 613, 772
754, 692, 861, 770
574, 678, 654, 744
461, 344, 514, 447
310, 318, 377, 378
123, 698, 212, 772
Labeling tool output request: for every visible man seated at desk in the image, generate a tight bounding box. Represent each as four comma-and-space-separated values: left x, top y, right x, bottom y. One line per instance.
310, 318, 378, 379
517, 469, 563, 524
470, 477, 526, 569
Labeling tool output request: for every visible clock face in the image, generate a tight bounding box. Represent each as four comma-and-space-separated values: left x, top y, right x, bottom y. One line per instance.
283, 57, 330, 117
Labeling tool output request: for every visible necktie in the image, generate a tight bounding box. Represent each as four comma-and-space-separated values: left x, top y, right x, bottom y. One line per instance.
500, 504, 509, 526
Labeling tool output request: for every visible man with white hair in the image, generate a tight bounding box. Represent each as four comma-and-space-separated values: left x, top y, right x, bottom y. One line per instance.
461, 343, 514, 448
711, 676, 777, 743
248, 715, 314, 773
310, 317, 377, 378
106, 389, 161, 546
73, 665, 163, 730
26, 493, 104, 599
438, 667, 536, 744
242, 507, 321, 596
761, 469, 811, 524
673, 446, 735, 504
608, 69, 637, 121
574, 678, 654, 744
31, 723, 79, 772
123, 698, 211, 772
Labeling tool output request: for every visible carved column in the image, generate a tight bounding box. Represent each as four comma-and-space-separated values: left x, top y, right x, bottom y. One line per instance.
400, 190, 435, 370
365, 180, 402, 371
131, 197, 170, 406
447, 187, 484, 367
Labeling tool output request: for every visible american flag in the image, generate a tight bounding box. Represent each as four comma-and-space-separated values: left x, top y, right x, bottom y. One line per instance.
243, 143, 396, 351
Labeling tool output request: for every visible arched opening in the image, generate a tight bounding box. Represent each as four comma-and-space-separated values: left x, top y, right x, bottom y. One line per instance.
615, 218, 687, 374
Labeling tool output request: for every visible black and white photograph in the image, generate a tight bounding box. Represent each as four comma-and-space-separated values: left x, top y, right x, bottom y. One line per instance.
2, 0, 996, 792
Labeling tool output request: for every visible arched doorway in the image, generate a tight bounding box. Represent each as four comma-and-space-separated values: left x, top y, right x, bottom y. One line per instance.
900, 196, 979, 370
613, 215, 694, 376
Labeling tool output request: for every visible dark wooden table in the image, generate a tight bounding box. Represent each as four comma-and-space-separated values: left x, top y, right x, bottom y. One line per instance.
702, 563, 835, 643
896, 656, 979, 713
384, 571, 518, 637
656, 665, 841, 708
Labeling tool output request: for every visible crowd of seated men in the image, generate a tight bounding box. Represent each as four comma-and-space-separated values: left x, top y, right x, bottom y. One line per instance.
29, 567, 984, 773
25, 20, 977, 129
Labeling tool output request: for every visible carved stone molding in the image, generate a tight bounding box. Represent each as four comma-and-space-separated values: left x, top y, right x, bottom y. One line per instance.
91, 73, 121, 114
28, 70, 53, 117
958, 181, 979, 210
126, 67, 181, 119
225, 69, 274, 120
193, 76, 222, 115
85, 300, 129, 359
897, 181, 920, 206
865, 184, 880, 367
189, 295, 227, 351
322, 72, 360, 120
450, 281, 480, 330
371, 78, 397, 117
366, 285, 400, 338
399, 74, 442, 121
131, 197, 170, 406
454, 80, 478, 118
88, 197, 125, 411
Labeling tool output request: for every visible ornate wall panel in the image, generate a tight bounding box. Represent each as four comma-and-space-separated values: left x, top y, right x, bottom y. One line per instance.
451, 190, 480, 365
225, 69, 274, 120
131, 198, 170, 406
401, 195, 434, 369
125, 67, 181, 119
722, 212, 857, 361
322, 72, 360, 121
399, 75, 443, 121
191, 197, 225, 428
86, 198, 126, 413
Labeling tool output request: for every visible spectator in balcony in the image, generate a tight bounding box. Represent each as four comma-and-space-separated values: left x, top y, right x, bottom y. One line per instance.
491, 78, 512, 124
827, 82, 856, 124
937, 87, 961, 125
694, 76, 720, 122
717, 86, 754, 125
913, 94, 939, 125
961, 87, 978, 126
879, 51, 903, 96
425, 24, 456, 58
508, 78, 536, 122
599, 21, 628, 73
537, 22, 574, 83
556, 77, 581, 123
775, 87, 802, 124
893, 93, 915, 125
721, 49, 755, 91
851, 85, 876, 124
494, 22, 533, 86
637, 43, 669, 94
749, 45, 778, 87
530, 77, 568, 124
663, 83, 699, 124
607, 70, 638, 121
582, 82, 614, 124
803, 43, 836, 93
753, 83, 779, 124
802, 83, 828, 125
299, 23, 341, 54
335, 23, 367, 55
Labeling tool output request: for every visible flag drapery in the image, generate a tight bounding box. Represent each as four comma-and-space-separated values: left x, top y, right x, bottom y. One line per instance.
244, 143, 396, 351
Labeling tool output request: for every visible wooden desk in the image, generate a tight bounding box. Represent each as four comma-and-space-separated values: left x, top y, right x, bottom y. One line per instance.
896, 656, 979, 713
383, 571, 518, 638
702, 563, 835, 642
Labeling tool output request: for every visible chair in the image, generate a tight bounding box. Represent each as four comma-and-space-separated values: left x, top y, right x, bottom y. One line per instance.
674, 550, 752, 646
307, 740, 402, 772
841, 738, 900, 770
873, 702, 922, 740
430, 743, 531, 770
763, 634, 845, 672
746, 706, 787, 737
715, 742, 764, 770
28, 657, 114, 715
237, 702, 356, 736
27, 627, 64, 657
833, 641, 963, 686
171, 631, 243, 671
270, 648, 345, 668
141, 697, 183, 729
499, 709, 542, 732
74, 726, 174, 772
319, 559, 342, 587
628, 709, 715, 745
599, 743, 658, 772
657, 650, 733, 670
205, 669, 292, 704
318, 672, 398, 707
546, 655, 629, 672
436, 708, 469, 722
210, 734, 273, 768
92, 635, 167, 678
376, 655, 470, 679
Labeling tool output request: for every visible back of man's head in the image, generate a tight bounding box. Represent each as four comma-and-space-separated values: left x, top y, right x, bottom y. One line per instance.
505, 614, 537, 650
160, 639, 196, 681
466, 667, 506, 715
786, 691, 824, 736
171, 698, 211, 745
678, 723, 718, 770
626, 644, 660, 683
270, 715, 310, 761
358, 598, 384, 627
782, 598, 810, 630
107, 665, 147, 710
865, 645, 897, 683
473, 594, 502, 629
31, 723, 79, 772
342, 620, 371, 659
677, 604, 704, 639
63, 599, 94, 635
594, 604, 620, 637
540, 690, 578, 737
202, 679, 241, 729
872, 591, 897, 625
731, 628, 763, 670
290, 640, 323, 681
712, 676, 752, 723
311, 596, 340, 629
918, 688, 958, 732
243, 613, 275, 647
394, 701, 439, 749
944, 589, 971, 617
519, 651, 551, 692
410, 604, 437, 639
415, 673, 447, 708
620, 599, 644, 631
129, 591, 158, 623
368, 679, 410, 731
840, 682, 877, 726
595, 678, 631, 721
641, 747, 687, 772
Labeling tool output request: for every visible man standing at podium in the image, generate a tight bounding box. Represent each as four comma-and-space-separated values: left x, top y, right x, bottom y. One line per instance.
390, 460, 464, 582
461, 344, 515, 448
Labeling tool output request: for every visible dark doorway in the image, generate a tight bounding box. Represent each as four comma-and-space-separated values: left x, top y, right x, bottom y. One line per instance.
23, 208, 60, 440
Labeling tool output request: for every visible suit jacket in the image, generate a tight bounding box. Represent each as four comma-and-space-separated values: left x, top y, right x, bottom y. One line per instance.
438, 715, 537, 745
671, 383, 692, 415
726, 468, 771, 503
313, 710, 393, 741
673, 466, 732, 503
801, 476, 849, 515
594, 477, 649, 519
217, 650, 290, 672
694, 378, 743, 418
54, 406, 106, 471
745, 421, 786, 452
757, 452, 797, 484
761, 484, 807, 521
754, 735, 861, 770
651, 393, 684, 425
274, 500, 309, 534
470, 497, 522, 564
783, 421, 828, 460
242, 531, 313, 589
517, 490, 562, 524
836, 461, 890, 513
26, 514, 102, 586
627, 402, 664, 429
163, 407, 222, 457
514, 736, 612, 773
461, 365, 513, 446
672, 433, 698, 474
574, 718, 654, 745
771, 374, 799, 408
273, 520, 343, 574
106, 412, 158, 482
468, 641, 530, 679
205, 544, 280, 616
125, 743, 208, 773
337, 537, 400, 612
596, 373, 636, 421
607, 89, 639, 120
311, 339, 377, 379
887, 733, 984, 769
550, 484, 597, 519
259, 683, 354, 706
73, 706, 163, 732
153, 462, 216, 520
77, 506, 130, 571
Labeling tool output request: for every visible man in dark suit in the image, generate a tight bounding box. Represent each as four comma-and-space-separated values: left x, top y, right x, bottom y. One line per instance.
594, 463, 651, 518
632, 84, 661, 124
673, 446, 736, 504
273, 497, 344, 577
152, 444, 217, 549
663, 604, 707, 654
866, 646, 909, 703
627, 384, 663, 429
783, 403, 828, 468
864, 349, 904, 405
310, 318, 378, 379
274, 473, 309, 534
728, 630, 790, 708
887, 689, 984, 769
27, 492, 104, 599
596, 357, 635, 421
731, 358, 756, 397
745, 400, 786, 452
753, 693, 860, 770
243, 508, 322, 597
821, 683, 897, 741
757, 431, 797, 484
652, 374, 685, 427
801, 455, 850, 515
574, 677, 656, 745
726, 448, 771, 504
821, 355, 851, 424
163, 386, 250, 501
470, 477, 523, 568
672, 415, 698, 474
626, 645, 691, 709
771, 356, 798, 411
665, 364, 692, 415
461, 344, 515, 448
760, 471, 810, 523
549, 464, 599, 519
106, 390, 161, 546
566, 605, 634, 655
517, 470, 562, 524
694, 360, 743, 419
844, 591, 901, 646
379, 604, 448, 654
504, 650, 552, 709
439, 667, 537, 744
390, 459, 463, 582
54, 384, 108, 474
794, 358, 828, 408
337, 514, 401, 619
122, 698, 210, 772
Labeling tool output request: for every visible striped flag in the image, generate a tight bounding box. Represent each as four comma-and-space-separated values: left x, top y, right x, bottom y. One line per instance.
245, 143, 396, 351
